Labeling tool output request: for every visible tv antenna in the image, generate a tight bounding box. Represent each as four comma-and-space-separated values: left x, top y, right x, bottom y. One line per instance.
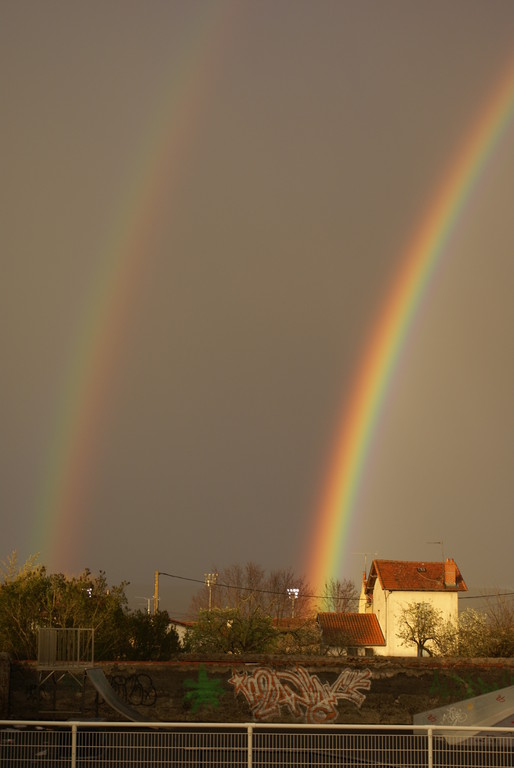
352, 552, 378, 574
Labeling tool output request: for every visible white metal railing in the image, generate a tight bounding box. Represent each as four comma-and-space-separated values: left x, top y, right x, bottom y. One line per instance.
1, 720, 513, 767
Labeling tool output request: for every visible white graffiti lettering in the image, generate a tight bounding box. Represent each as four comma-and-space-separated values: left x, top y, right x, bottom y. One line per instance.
229, 665, 371, 723
441, 706, 468, 725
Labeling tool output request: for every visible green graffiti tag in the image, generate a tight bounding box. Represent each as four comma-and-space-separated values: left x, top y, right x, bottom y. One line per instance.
184, 666, 224, 712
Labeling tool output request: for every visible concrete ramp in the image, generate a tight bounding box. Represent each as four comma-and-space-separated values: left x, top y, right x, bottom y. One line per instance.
86, 668, 146, 721
414, 685, 514, 742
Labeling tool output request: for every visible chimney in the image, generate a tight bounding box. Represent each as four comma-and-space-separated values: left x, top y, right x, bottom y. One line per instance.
444, 558, 457, 587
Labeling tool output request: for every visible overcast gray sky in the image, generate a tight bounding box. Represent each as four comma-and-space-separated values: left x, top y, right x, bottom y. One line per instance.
2, 1, 514, 617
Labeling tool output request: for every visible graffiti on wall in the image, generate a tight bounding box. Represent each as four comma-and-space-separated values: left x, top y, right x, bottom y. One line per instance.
184, 666, 225, 712
229, 665, 371, 723
439, 706, 468, 726
108, 673, 156, 707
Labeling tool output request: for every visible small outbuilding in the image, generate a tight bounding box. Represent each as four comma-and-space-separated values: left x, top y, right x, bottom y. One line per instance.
317, 612, 385, 656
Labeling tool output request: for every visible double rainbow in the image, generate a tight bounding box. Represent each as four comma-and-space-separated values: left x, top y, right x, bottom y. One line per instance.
307, 56, 514, 593
31, 3, 238, 568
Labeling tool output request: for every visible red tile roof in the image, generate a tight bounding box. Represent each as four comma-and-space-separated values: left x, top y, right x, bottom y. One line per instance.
169, 619, 194, 628
365, 559, 467, 594
317, 612, 385, 647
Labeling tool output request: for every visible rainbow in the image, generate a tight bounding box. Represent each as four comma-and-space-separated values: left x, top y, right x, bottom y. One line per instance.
307, 56, 514, 594
31, 4, 239, 570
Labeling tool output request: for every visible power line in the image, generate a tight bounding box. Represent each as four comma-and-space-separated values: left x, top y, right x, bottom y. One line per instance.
158, 571, 351, 601
158, 570, 514, 604
460, 590, 514, 601
158, 571, 318, 599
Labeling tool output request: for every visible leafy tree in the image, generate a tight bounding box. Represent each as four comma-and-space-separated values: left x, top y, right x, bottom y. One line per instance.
0, 553, 130, 660
185, 607, 277, 654
434, 600, 514, 658
436, 595, 514, 658
396, 601, 442, 657
319, 578, 358, 613
126, 610, 181, 660
0, 554, 50, 659
44, 569, 130, 660
434, 610, 489, 657
432, 617, 460, 657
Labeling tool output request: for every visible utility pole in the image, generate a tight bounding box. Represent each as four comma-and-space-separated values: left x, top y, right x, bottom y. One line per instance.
154, 570, 159, 614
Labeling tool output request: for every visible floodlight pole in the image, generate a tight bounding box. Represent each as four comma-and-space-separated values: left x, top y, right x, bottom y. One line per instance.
205, 572, 218, 611
287, 587, 299, 618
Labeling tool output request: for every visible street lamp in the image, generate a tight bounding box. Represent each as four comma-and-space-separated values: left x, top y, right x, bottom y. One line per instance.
287, 587, 299, 618
136, 596, 152, 615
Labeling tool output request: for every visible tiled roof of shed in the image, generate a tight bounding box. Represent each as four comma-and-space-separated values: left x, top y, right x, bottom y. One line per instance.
366, 559, 467, 593
317, 612, 385, 646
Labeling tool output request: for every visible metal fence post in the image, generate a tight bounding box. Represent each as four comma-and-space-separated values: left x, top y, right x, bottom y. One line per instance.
71, 723, 77, 768
247, 723, 253, 768
427, 727, 433, 768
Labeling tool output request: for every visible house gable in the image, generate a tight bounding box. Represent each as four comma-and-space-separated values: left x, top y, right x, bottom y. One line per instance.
365, 558, 467, 596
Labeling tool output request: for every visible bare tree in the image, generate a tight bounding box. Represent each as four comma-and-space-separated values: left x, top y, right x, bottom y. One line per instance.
188, 562, 314, 619
319, 578, 358, 613
482, 593, 514, 657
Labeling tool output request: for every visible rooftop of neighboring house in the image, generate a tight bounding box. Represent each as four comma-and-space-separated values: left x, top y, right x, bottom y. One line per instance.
363, 558, 467, 595
317, 612, 386, 647
168, 619, 195, 634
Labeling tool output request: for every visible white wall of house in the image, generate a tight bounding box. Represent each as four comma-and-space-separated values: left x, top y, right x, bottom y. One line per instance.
168, 620, 190, 648
364, 580, 459, 656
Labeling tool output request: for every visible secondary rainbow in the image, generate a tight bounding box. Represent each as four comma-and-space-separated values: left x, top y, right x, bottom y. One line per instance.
307, 56, 514, 594
31, 4, 239, 569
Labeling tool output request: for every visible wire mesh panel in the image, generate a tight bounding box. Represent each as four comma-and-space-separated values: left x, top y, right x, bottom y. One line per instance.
252, 728, 429, 768
1, 722, 514, 768
98, 727, 248, 768
0, 725, 71, 766
433, 732, 514, 767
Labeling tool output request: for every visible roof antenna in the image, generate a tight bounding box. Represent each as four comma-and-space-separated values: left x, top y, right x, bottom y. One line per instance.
352, 552, 378, 575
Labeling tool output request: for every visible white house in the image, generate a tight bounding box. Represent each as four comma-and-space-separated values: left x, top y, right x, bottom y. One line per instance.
359, 558, 467, 656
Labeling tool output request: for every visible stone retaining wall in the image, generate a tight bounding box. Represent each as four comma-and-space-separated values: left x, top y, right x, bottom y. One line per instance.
7, 656, 514, 724
0, 654, 9, 718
